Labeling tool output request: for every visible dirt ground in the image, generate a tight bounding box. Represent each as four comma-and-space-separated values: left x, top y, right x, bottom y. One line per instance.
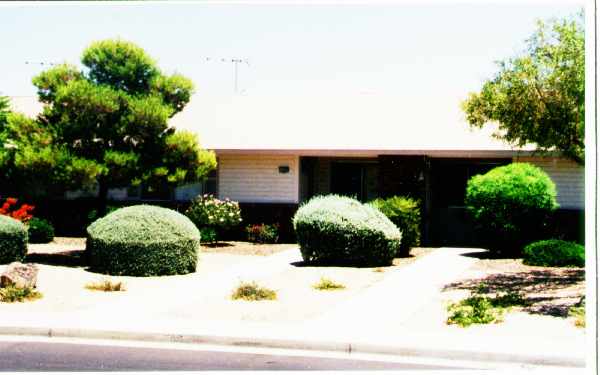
442, 253, 585, 320
3, 239, 435, 323
201, 241, 297, 256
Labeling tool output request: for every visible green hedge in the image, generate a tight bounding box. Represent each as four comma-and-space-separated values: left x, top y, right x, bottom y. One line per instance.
370, 196, 420, 256
465, 163, 558, 255
86, 205, 200, 276
0, 215, 28, 264
293, 195, 401, 266
523, 239, 584, 267
27, 218, 55, 244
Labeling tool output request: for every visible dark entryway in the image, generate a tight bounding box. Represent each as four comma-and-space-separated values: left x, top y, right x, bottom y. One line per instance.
428, 158, 512, 246
299, 155, 513, 246
330, 161, 378, 202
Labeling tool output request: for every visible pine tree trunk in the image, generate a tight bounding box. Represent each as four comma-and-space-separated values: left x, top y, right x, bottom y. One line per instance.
97, 179, 109, 218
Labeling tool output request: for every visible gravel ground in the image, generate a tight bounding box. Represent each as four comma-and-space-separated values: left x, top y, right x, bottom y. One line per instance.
201, 241, 297, 256
4, 239, 434, 323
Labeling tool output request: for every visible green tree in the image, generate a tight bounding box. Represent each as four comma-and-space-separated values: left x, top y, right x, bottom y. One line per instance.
462, 12, 584, 164
0, 39, 216, 213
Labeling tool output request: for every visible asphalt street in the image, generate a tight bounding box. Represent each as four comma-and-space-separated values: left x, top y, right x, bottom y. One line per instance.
0, 339, 468, 371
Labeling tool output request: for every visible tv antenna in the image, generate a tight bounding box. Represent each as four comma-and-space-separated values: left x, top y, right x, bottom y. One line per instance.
201, 57, 250, 93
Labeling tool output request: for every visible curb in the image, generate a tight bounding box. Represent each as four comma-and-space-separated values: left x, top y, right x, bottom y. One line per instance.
0, 325, 585, 368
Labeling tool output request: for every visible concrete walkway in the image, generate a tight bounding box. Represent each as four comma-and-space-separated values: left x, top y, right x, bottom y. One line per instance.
308, 247, 482, 331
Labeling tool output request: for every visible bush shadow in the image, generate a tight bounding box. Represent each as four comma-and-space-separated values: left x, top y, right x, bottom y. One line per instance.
443, 268, 585, 318
25, 250, 87, 268
290, 254, 415, 268
201, 242, 234, 248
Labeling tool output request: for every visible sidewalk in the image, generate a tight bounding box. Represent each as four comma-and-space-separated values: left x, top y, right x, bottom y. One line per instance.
0, 247, 586, 368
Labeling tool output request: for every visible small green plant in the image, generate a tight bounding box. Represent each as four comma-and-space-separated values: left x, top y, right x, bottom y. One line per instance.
313, 277, 346, 291
0, 285, 43, 303
523, 239, 584, 267
246, 223, 279, 244
491, 291, 530, 308
199, 227, 217, 244
231, 281, 277, 301
447, 288, 529, 327
27, 217, 55, 244
447, 295, 501, 327
85, 279, 126, 292
370, 196, 421, 256
569, 297, 585, 328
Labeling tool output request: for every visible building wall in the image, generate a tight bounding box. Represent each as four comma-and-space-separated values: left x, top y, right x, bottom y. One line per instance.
516, 156, 585, 209
217, 154, 300, 203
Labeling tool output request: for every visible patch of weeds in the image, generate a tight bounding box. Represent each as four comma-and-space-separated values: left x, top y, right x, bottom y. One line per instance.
231, 281, 277, 301
313, 277, 346, 291
0, 285, 43, 303
85, 279, 126, 292
491, 291, 530, 308
447, 295, 503, 327
447, 285, 529, 327
569, 297, 585, 328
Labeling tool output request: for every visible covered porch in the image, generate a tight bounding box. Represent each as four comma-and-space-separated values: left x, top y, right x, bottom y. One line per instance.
299, 155, 511, 246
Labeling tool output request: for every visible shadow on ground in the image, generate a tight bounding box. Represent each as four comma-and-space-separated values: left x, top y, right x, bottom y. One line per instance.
201, 243, 234, 248
290, 255, 416, 268
443, 269, 585, 317
25, 250, 87, 268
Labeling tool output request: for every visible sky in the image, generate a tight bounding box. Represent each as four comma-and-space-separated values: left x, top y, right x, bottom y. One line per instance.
0, 1, 584, 150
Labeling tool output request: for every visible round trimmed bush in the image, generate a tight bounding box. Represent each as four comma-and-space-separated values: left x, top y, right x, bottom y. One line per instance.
523, 239, 584, 267
0, 215, 28, 264
293, 195, 401, 266
86, 205, 200, 276
465, 163, 558, 255
27, 218, 55, 244
370, 196, 420, 257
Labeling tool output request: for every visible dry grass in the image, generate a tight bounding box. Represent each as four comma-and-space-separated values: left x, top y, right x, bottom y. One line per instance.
313, 277, 346, 291
231, 281, 277, 301
85, 279, 126, 292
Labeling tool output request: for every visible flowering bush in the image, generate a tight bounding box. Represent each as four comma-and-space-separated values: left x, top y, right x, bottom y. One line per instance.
185, 194, 242, 237
246, 223, 279, 244
0, 197, 35, 222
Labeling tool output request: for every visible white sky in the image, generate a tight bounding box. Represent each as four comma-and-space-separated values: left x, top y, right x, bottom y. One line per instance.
1, 1, 584, 150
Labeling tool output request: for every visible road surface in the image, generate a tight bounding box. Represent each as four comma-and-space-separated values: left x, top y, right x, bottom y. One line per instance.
0, 339, 466, 371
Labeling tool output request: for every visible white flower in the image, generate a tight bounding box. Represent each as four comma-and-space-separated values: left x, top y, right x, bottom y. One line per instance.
229, 213, 234, 217
220, 218, 224, 222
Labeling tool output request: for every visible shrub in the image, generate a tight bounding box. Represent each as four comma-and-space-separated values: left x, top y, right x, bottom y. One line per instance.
370, 196, 420, 256
86, 205, 200, 276
231, 281, 277, 301
523, 239, 584, 267
246, 223, 279, 244
293, 195, 401, 266
0, 215, 28, 264
27, 218, 55, 244
465, 163, 558, 255
185, 194, 242, 241
199, 227, 217, 244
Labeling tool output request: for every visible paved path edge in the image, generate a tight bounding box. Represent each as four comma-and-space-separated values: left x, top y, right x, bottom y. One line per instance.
0, 325, 585, 368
